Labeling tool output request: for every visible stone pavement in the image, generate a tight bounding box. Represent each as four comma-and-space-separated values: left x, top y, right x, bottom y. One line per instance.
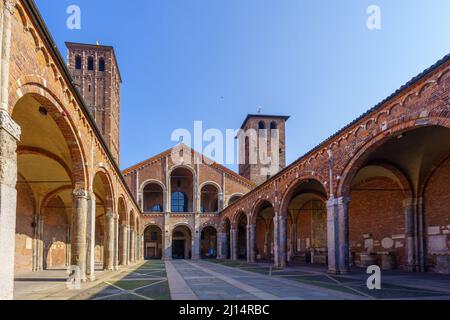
169, 260, 362, 300
13, 260, 450, 300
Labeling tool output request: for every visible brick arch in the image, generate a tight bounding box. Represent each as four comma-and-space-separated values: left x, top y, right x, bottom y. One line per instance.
93, 167, 115, 213
279, 177, 327, 219
11, 84, 88, 189
420, 151, 450, 197
140, 179, 166, 193
231, 211, 248, 229
117, 196, 128, 224
337, 119, 450, 197
250, 199, 274, 225
143, 222, 164, 233
350, 161, 413, 198
219, 216, 232, 233
200, 223, 218, 234
172, 223, 194, 235
40, 185, 73, 214
199, 181, 222, 193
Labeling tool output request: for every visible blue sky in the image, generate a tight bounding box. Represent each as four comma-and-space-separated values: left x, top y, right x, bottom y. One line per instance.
35, 0, 450, 171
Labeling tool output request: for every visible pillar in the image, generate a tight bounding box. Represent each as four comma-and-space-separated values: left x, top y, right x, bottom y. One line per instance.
105, 212, 116, 270
327, 196, 350, 274
404, 198, 417, 271
0, 0, 19, 300
71, 189, 89, 281
279, 215, 287, 268
290, 222, 296, 257
231, 228, 238, 260
193, 213, 200, 260
114, 215, 119, 270
416, 197, 426, 272
163, 213, 171, 260
130, 230, 136, 263
273, 216, 279, 267
249, 224, 256, 263
86, 193, 96, 281
246, 225, 251, 263
217, 232, 224, 259
32, 214, 44, 272
120, 224, 128, 265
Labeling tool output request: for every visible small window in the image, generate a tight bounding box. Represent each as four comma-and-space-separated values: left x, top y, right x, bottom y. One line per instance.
270, 121, 277, 130
99, 58, 105, 71
151, 232, 158, 241
87, 56, 94, 71
75, 55, 82, 70
258, 121, 266, 130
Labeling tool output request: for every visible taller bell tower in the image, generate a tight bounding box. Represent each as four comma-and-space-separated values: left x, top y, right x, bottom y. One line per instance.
238, 114, 289, 185
66, 42, 121, 164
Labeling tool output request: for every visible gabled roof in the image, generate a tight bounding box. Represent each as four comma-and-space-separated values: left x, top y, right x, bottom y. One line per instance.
122, 144, 256, 188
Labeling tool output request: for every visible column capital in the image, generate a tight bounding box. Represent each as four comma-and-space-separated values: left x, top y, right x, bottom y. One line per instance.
327, 195, 351, 207
106, 212, 118, 220
0, 110, 20, 141
73, 188, 89, 199
3, 0, 16, 15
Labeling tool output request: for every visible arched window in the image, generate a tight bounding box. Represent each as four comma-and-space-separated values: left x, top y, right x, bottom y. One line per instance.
75, 55, 82, 70
171, 192, 188, 213
270, 121, 277, 130
99, 58, 105, 71
258, 121, 266, 130
87, 56, 94, 71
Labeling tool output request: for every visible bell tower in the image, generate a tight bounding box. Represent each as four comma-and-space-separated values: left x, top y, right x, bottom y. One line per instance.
238, 114, 289, 185
66, 42, 121, 164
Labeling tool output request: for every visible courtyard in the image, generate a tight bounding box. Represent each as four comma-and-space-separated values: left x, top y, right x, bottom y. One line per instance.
13, 260, 450, 300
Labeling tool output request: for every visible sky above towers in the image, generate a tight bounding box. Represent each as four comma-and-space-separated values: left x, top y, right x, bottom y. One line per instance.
35, 0, 450, 171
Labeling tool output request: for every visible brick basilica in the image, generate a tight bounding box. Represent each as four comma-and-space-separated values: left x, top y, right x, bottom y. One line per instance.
0, 0, 449, 300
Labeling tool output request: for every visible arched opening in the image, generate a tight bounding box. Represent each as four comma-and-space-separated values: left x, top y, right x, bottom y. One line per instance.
200, 184, 219, 213
283, 179, 327, 265
172, 225, 192, 259
75, 55, 82, 70
98, 57, 106, 72
228, 194, 242, 206
201, 226, 217, 259
93, 171, 114, 270
270, 121, 277, 130
13, 94, 84, 275
117, 198, 127, 266
253, 201, 274, 262
144, 225, 163, 259
170, 167, 193, 213
87, 56, 94, 71
258, 121, 266, 130
143, 182, 164, 213
342, 126, 450, 272
236, 212, 247, 260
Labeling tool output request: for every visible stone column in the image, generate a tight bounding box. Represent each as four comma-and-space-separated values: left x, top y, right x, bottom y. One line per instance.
86, 193, 96, 281
404, 198, 417, 271
217, 232, 224, 259
273, 216, 279, 267
327, 196, 351, 274
120, 224, 128, 265
264, 230, 269, 260
193, 214, 200, 260
246, 225, 251, 263
0, 0, 19, 300
140, 234, 144, 261
416, 197, 426, 272
290, 222, 296, 257
249, 224, 256, 263
279, 215, 287, 268
32, 214, 44, 272
71, 189, 88, 281
164, 214, 172, 260
114, 215, 119, 270
105, 212, 116, 270
130, 230, 136, 263
231, 228, 238, 260
126, 225, 131, 264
